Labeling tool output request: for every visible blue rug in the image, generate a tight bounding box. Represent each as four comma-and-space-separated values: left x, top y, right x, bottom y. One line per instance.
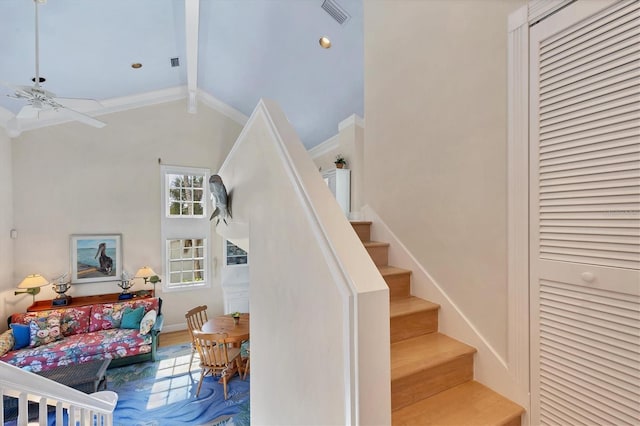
107, 343, 250, 426
3, 344, 250, 426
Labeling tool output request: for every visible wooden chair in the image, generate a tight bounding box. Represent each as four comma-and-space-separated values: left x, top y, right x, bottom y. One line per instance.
185, 305, 208, 371
242, 341, 250, 380
192, 330, 244, 400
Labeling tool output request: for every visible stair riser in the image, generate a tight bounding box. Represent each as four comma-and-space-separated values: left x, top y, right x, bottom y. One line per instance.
384, 273, 411, 299
502, 416, 523, 426
351, 223, 371, 242
391, 310, 438, 343
391, 354, 474, 411
366, 245, 388, 266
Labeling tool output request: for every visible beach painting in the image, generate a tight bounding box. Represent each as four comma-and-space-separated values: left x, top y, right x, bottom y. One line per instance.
71, 234, 122, 283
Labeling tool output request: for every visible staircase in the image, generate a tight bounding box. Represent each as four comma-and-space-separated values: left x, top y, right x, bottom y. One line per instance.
351, 221, 524, 426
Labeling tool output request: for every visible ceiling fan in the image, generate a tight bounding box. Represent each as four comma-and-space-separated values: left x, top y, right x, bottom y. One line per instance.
1, 0, 106, 128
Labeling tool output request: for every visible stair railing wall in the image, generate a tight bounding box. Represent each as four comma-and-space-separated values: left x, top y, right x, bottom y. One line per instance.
216, 99, 390, 425
0, 361, 117, 425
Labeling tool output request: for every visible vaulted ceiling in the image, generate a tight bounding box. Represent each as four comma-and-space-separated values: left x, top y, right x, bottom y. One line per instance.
0, 0, 363, 148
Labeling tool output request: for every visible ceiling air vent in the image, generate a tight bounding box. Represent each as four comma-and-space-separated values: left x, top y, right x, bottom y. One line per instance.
321, 0, 350, 25
170, 57, 180, 67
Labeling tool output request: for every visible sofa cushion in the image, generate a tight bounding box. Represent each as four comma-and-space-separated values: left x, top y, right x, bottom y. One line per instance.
28, 315, 63, 347
139, 309, 157, 335
11, 306, 92, 337
89, 298, 159, 332
9, 324, 30, 350
0, 329, 152, 373
0, 330, 14, 356
121, 306, 145, 329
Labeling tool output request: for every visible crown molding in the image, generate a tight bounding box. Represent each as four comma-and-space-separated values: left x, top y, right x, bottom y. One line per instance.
338, 114, 364, 131
308, 134, 339, 159
0, 86, 249, 137
308, 113, 364, 159
197, 89, 248, 125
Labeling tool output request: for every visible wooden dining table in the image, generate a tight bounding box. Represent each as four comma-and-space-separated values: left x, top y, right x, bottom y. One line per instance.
201, 313, 250, 382
201, 313, 250, 345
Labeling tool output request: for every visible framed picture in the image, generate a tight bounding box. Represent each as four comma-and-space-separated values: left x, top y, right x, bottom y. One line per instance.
71, 234, 122, 283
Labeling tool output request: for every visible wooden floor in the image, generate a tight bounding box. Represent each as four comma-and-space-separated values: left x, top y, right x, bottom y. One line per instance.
159, 330, 191, 347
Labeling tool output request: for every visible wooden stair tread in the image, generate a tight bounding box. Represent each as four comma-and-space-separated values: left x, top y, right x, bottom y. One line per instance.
391, 333, 476, 381
392, 381, 525, 426
390, 296, 439, 318
363, 241, 390, 248
378, 265, 411, 277
350, 221, 372, 225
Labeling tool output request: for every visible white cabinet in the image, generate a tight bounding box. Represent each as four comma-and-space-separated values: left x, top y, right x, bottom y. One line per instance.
322, 168, 350, 216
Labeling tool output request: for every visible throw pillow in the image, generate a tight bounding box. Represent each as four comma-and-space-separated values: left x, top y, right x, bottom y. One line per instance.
139, 309, 157, 335
0, 329, 15, 356
121, 306, 145, 329
29, 315, 63, 347
9, 323, 30, 350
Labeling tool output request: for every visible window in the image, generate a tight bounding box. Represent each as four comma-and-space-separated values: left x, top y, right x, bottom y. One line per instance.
166, 173, 205, 217
167, 238, 206, 285
225, 240, 248, 266
161, 165, 210, 291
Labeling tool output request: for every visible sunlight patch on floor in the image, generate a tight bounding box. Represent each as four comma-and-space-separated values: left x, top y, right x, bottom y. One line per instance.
147, 354, 196, 409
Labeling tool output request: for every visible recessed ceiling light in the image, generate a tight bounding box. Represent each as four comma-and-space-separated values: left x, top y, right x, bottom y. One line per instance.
319, 36, 332, 49
131, 63, 143, 69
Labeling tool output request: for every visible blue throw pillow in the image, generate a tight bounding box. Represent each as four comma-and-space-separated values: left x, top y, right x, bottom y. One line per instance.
10, 323, 30, 350
121, 306, 145, 329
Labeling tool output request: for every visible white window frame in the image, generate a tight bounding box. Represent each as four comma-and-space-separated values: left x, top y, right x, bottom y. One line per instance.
161, 165, 211, 292
164, 169, 207, 218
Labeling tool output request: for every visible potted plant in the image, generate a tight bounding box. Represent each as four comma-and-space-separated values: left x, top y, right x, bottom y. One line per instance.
334, 154, 347, 169
232, 312, 241, 325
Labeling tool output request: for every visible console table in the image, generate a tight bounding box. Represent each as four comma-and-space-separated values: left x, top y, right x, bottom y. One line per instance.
27, 291, 154, 312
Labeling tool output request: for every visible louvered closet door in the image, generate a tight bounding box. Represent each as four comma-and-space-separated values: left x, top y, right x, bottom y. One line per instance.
530, 1, 640, 425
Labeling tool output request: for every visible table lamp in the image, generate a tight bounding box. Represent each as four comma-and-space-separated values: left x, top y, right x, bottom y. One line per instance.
135, 266, 158, 294
15, 274, 49, 304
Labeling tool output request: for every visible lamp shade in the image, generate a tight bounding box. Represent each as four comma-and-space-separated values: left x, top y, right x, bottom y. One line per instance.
135, 266, 156, 279
18, 274, 49, 289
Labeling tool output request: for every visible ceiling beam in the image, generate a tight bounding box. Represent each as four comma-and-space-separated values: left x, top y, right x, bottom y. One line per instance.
185, 0, 199, 113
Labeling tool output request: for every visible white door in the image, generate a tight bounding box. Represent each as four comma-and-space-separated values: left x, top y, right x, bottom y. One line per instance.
530, 1, 640, 424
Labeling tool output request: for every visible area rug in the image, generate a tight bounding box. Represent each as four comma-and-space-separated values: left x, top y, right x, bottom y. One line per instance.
3, 344, 250, 426
107, 343, 250, 426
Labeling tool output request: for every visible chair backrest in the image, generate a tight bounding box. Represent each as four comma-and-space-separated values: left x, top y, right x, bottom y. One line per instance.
192, 330, 232, 369
185, 305, 208, 337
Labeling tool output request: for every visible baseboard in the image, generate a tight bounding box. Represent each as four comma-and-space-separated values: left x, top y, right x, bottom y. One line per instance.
162, 323, 188, 333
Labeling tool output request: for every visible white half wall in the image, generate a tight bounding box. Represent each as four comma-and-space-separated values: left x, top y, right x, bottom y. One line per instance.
9, 100, 243, 328
218, 100, 390, 425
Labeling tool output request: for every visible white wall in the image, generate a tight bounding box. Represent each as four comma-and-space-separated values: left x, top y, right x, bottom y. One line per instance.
0, 127, 14, 330
364, 0, 524, 359
10, 101, 243, 328
219, 100, 390, 425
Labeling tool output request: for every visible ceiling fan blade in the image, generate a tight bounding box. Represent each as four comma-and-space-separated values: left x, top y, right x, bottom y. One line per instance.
17, 105, 39, 120
59, 106, 106, 128
55, 97, 103, 110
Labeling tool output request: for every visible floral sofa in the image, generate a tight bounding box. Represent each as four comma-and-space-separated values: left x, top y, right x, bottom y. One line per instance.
0, 297, 163, 372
